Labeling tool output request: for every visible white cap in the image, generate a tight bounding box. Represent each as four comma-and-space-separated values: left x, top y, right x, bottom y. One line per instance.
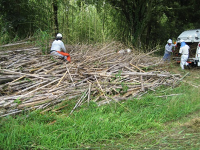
56, 33, 62, 38
180, 39, 184, 42
167, 39, 172, 43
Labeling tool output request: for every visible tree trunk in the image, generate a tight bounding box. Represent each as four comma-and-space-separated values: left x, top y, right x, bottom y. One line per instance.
53, 0, 59, 35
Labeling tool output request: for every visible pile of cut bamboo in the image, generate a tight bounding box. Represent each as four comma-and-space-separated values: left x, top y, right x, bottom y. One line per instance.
0, 41, 181, 117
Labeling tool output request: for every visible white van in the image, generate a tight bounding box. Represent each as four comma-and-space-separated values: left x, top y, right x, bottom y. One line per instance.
173, 29, 200, 66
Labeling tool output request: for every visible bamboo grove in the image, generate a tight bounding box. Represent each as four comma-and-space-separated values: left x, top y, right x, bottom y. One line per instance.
1, 0, 200, 50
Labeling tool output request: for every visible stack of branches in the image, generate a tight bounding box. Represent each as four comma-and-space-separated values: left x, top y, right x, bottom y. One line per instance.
0, 41, 181, 117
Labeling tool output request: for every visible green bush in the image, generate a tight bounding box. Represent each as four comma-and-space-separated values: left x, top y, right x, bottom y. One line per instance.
34, 29, 51, 55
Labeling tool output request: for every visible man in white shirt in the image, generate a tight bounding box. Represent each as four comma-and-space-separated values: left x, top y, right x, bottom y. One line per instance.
163, 39, 176, 61
50, 33, 70, 62
179, 40, 190, 70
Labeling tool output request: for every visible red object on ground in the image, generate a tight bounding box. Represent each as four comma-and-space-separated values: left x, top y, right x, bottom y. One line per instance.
57, 51, 71, 62
177, 61, 192, 63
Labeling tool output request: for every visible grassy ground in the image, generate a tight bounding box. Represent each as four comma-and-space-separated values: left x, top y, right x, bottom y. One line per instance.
0, 62, 200, 150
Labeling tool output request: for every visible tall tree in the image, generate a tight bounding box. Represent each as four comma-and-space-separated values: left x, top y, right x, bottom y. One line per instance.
53, 0, 59, 35
0, 0, 54, 40
105, 0, 163, 47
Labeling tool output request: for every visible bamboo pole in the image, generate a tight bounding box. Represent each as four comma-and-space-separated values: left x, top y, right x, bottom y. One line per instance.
88, 82, 92, 106
22, 78, 60, 97
130, 63, 145, 73
69, 89, 89, 115
1, 69, 51, 80
66, 64, 75, 86
94, 75, 110, 104
56, 70, 68, 87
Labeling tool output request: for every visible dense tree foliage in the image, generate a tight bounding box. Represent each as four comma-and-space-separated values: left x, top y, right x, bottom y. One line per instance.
105, 0, 200, 48
105, 0, 162, 48
0, 0, 53, 42
0, 0, 200, 50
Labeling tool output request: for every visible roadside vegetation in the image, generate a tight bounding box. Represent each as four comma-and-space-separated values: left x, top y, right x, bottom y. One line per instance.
1, 1, 200, 50
1, 64, 200, 149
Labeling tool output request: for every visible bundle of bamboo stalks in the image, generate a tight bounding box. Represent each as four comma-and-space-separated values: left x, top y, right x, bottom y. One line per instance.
0, 41, 181, 117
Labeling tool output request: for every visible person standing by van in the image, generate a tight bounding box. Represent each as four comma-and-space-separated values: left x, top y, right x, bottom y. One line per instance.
179, 40, 190, 70
163, 39, 176, 61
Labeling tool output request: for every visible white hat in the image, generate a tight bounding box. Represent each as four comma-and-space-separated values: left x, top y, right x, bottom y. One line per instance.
167, 39, 172, 43
56, 33, 62, 38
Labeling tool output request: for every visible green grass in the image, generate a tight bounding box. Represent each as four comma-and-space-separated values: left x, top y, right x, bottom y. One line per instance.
1, 76, 200, 149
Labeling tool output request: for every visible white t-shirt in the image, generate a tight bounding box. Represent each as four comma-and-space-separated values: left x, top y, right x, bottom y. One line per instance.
51, 40, 66, 53
179, 45, 190, 55
165, 43, 175, 54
